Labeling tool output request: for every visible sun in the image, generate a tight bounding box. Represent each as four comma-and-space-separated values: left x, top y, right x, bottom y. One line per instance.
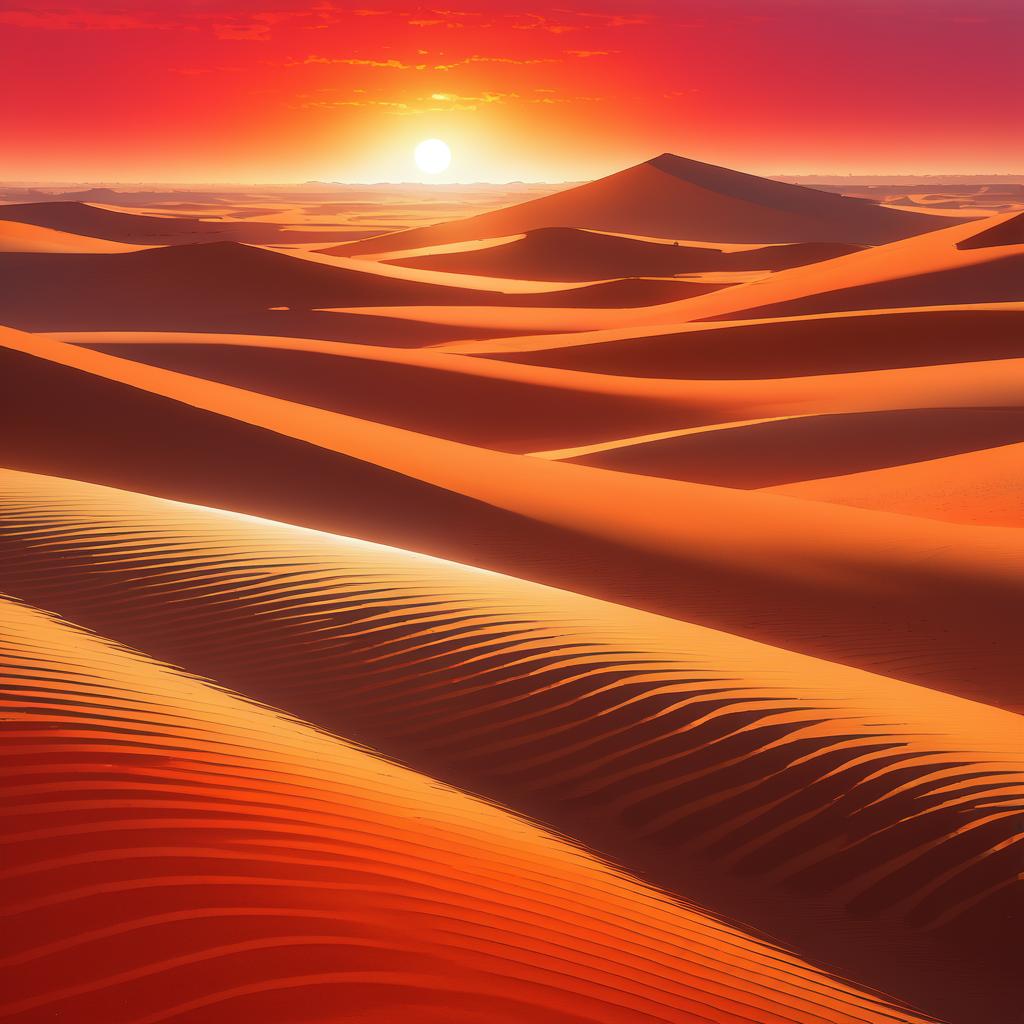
414, 138, 451, 175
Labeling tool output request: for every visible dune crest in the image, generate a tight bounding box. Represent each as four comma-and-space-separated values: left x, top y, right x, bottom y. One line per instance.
331, 153, 958, 257
0, 219, 147, 254
769, 441, 1024, 526
386, 226, 862, 281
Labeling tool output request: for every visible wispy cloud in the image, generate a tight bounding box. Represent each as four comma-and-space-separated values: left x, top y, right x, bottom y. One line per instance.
287, 48, 614, 73
297, 84, 603, 115
288, 55, 420, 69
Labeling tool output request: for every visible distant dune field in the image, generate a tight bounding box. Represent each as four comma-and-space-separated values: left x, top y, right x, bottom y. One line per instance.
337, 211, 1024, 334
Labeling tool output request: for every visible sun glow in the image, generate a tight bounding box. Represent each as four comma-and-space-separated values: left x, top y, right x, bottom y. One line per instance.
414, 139, 452, 175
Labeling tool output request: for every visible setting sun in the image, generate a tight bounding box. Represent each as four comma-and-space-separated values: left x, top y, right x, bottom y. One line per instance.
414, 138, 452, 175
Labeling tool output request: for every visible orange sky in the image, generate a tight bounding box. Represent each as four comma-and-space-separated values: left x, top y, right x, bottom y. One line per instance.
1, 1, 1021, 183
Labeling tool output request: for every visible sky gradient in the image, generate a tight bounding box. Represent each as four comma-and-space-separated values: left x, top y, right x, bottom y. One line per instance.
1, 0, 1021, 183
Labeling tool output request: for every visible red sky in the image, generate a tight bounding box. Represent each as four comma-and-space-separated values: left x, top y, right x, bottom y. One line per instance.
1, 0, 1021, 183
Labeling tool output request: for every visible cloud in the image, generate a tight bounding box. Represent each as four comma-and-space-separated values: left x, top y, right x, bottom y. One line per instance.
297, 84, 602, 116
431, 54, 559, 69
287, 51, 601, 72
288, 55, 417, 69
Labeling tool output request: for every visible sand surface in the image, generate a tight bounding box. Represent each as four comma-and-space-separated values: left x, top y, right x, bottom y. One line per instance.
2, 158, 1021, 1024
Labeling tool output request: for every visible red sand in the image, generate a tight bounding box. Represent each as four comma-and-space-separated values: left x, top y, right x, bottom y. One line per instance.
1, 162, 1021, 1024
770, 441, 1024, 526
4, 592, 933, 1024
2, 471, 1019, 1022
2, 326, 1022, 715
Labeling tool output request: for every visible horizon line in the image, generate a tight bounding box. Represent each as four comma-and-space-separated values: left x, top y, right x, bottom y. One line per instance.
5, 170, 1024, 189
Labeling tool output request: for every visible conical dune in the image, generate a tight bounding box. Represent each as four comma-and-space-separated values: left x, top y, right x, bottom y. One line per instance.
332, 153, 951, 255
0, 593, 933, 1024
1, 469, 1020, 1023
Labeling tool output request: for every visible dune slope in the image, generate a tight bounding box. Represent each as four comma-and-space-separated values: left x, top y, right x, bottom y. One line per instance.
2, 592, 937, 1024
472, 305, 1024, 376
544, 408, 1024, 487
0, 241, 711, 340
350, 211, 1024, 334
2, 327, 1023, 713
0, 219, 145, 254
333, 153, 950, 255
0, 199, 373, 245
1, 472, 1020, 1023
387, 226, 862, 281
66, 335, 707, 452
58, 328, 1024, 441
769, 441, 1024, 526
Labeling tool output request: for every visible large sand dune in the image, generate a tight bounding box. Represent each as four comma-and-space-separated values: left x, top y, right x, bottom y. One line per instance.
332, 153, 953, 255
2, 161, 1021, 1024
0, 199, 373, 245
3, 592, 932, 1024
536, 408, 1024, 487
2, 327, 1022, 712
62, 333, 709, 452
386, 226, 862, 281
0, 219, 145, 254
1, 472, 1019, 1022
466, 305, 1024, 375
0, 240, 713, 340
59, 329, 1024, 444
348, 211, 1024, 334
957, 209, 1024, 249
769, 441, 1024, 526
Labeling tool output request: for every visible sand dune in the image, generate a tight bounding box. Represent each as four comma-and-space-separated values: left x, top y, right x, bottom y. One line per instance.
2, 471, 1020, 1022
386, 226, 862, 281
466, 304, 1024, 375
2, 326, 1023, 713
0, 200, 254, 242
0, 199, 373, 245
62, 333, 707, 452
59, 329, 1024, 437
0, 241, 714, 341
287, 240, 723, 304
54, 330, 1024, 461
346, 211, 1024, 334
957, 209, 1024, 249
332, 153, 953, 256
0, 219, 145, 254
770, 441, 1024, 526
4, 153, 1019, 1024
3, 592, 933, 1024
535, 408, 1024, 487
